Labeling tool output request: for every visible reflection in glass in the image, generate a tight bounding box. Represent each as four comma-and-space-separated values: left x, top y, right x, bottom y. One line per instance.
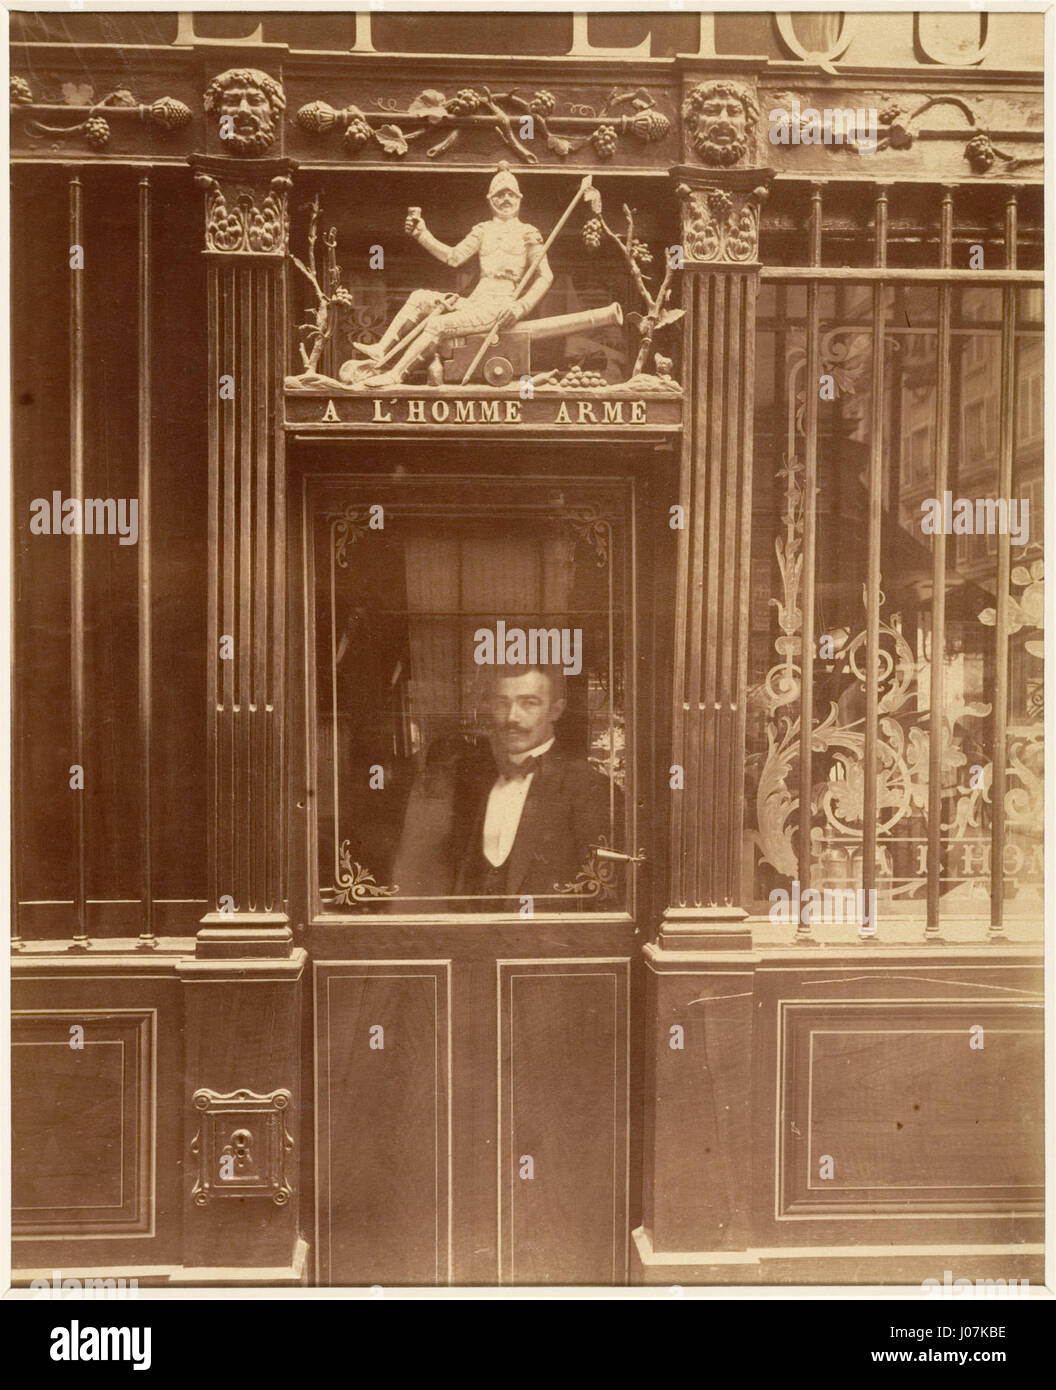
308, 479, 632, 915
748, 283, 1043, 923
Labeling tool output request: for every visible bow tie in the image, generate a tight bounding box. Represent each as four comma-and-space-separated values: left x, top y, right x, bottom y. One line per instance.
498, 754, 542, 782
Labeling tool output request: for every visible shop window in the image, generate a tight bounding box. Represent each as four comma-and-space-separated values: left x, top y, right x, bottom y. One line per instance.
749, 186, 1043, 935
305, 476, 635, 917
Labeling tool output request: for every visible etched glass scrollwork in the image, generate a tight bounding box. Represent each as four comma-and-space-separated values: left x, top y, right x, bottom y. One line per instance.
747, 283, 1043, 925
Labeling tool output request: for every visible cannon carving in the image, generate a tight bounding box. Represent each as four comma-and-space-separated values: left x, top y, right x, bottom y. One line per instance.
440, 302, 624, 386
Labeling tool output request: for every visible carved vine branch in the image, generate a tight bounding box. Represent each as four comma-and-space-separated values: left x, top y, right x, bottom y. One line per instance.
580, 187, 682, 381
11, 77, 191, 150
296, 84, 671, 164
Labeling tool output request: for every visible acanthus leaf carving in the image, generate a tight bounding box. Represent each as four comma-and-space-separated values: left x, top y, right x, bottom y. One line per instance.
679, 182, 765, 265
195, 170, 291, 257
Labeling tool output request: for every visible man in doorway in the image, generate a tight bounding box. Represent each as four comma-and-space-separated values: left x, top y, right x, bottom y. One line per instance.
452, 666, 614, 910
340, 162, 554, 387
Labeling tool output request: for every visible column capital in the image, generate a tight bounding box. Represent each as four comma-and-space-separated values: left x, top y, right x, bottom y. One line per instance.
190, 154, 295, 258
671, 166, 774, 269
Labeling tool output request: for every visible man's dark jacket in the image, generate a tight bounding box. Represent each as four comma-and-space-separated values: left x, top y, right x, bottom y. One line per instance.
452, 746, 614, 904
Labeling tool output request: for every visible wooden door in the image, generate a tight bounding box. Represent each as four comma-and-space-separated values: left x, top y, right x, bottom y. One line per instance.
290, 451, 659, 1285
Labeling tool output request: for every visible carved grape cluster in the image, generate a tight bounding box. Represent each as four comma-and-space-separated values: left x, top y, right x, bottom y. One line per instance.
528, 90, 555, 116
591, 124, 618, 159
211, 206, 245, 251
84, 115, 111, 150
10, 76, 33, 105
445, 87, 482, 116
343, 115, 373, 153
582, 217, 603, 250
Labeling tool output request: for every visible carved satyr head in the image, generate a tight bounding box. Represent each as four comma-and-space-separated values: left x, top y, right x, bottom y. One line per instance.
683, 80, 759, 166
204, 67, 286, 155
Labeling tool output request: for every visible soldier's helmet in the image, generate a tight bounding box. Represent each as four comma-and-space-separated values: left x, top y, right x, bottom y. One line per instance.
487, 162, 522, 199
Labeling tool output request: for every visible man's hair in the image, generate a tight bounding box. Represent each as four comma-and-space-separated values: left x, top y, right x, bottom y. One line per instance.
489, 664, 567, 705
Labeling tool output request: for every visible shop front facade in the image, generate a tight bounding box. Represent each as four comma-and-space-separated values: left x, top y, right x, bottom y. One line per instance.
11, 9, 1044, 1286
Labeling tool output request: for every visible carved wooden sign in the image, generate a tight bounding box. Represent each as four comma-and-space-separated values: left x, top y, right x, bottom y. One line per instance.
285, 166, 684, 432
284, 389, 681, 433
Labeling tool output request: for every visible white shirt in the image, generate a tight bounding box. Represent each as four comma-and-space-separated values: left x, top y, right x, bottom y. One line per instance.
482, 737, 555, 868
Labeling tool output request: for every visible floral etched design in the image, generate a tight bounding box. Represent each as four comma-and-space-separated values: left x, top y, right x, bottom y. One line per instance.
332, 842, 399, 906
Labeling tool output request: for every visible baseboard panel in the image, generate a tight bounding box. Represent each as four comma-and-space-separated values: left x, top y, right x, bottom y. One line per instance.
13, 1238, 311, 1290
631, 1227, 1044, 1288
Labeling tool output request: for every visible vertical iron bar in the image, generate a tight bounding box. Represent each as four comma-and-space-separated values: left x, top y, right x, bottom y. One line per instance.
990, 192, 1017, 937
69, 174, 89, 950
137, 177, 156, 949
861, 185, 888, 938
925, 188, 953, 940
797, 184, 823, 939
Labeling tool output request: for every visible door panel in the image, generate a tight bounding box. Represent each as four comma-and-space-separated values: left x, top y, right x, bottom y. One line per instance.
315, 961, 451, 1286
293, 454, 654, 1286
498, 959, 630, 1285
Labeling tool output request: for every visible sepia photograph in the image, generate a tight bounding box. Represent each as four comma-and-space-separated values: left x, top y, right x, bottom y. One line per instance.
4, 0, 1051, 1337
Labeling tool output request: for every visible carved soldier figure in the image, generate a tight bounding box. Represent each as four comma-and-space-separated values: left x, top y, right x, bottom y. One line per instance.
342, 162, 554, 386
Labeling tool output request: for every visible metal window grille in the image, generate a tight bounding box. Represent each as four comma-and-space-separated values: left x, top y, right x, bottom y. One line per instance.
753, 179, 1043, 939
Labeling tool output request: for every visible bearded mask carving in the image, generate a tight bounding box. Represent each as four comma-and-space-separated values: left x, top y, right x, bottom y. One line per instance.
204, 68, 286, 156
683, 81, 758, 166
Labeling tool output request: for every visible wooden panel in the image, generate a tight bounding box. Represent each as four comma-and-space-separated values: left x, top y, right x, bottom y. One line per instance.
780, 1000, 1044, 1215
642, 961, 754, 1253
12, 1009, 154, 1237
498, 958, 629, 1285
315, 961, 450, 1286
